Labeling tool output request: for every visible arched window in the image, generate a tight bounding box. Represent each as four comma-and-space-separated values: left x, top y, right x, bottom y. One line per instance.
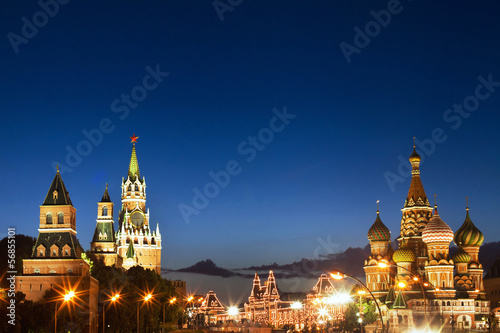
67, 268, 73, 274
46, 213, 53, 224
58, 212, 64, 224
128, 185, 131, 191
102, 206, 108, 216
34, 268, 40, 274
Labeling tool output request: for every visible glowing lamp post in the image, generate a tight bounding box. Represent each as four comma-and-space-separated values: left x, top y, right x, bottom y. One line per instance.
290, 302, 302, 330
330, 272, 385, 333
378, 261, 429, 327
55, 290, 75, 333
137, 293, 153, 333
228, 306, 239, 320
103, 293, 119, 333
163, 297, 176, 333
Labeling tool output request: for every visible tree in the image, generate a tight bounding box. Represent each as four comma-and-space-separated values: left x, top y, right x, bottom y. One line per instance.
0, 235, 36, 289
90, 261, 179, 332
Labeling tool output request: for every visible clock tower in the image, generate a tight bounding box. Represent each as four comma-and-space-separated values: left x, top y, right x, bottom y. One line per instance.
116, 135, 162, 273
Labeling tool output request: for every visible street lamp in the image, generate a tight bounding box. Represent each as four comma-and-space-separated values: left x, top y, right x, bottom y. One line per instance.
330, 271, 385, 333
137, 293, 153, 333
55, 290, 75, 333
103, 293, 119, 333
163, 297, 176, 333
378, 261, 428, 328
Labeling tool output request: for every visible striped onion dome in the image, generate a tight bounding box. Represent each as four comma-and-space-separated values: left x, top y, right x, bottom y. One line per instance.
367, 210, 391, 242
393, 243, 416, 263
422, 205, 454, 244
454, 207, 484, 247
452, 246, 471, 263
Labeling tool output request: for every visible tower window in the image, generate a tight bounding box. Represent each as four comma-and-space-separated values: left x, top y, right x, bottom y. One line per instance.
102, 206, 108, 216
34, 268, 40, 274
46, 213, 53, 224
58, 212, 64, 224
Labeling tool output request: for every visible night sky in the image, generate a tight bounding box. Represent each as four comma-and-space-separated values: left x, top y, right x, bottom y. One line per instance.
2, 1, 500, 270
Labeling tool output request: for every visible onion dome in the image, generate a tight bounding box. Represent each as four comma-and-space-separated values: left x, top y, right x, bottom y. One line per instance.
368, 210, 391, 242
452, 246, 471, 263
454, 207, 484, 247
422, 205, 454, 244
393, 242, 415, 263
409, 145, 421, 163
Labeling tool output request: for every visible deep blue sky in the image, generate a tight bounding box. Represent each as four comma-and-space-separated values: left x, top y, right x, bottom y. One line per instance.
2, 1, 499, 270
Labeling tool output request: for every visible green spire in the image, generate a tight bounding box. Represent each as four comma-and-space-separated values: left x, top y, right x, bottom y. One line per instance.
128, 141, 140, 181
392, 290, 407, 309
126, 241, 135, 259
385, 286, 395, 305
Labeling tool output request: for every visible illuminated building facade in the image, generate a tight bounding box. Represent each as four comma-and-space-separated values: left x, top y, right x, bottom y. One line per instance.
243, 271, 347, 328
89, 135, 162, 273
116, 135, 162, 273
363, 145, 490, 331
15, 170, 98, 333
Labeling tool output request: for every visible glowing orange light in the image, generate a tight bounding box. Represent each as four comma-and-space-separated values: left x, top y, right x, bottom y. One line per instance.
378, 262, 388, 268
330, 273, 343, 280
398, 282, 406, 288
64, 291, 75, 301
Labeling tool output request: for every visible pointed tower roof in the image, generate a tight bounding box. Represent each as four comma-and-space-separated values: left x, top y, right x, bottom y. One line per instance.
201, 291, 225, 311
264, 270, 280, 297
385, 286, 396, 305
392, 290, 407, 309
128, 135, 141, 181
42, 169, 73, 206
454, 205, 484, 247
405, 142, 430, 208
126, 241, 135, 259
250, 272, 262, 298
312, 274, 336, 295
101, 183, 111, 202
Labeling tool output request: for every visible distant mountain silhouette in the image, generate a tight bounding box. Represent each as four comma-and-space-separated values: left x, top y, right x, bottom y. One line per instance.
176, 259, 242, 278
243, 245, 371, 278
173, 241, 500, 279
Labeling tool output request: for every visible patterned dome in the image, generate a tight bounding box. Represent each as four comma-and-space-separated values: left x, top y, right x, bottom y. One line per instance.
409, 146, 421, 163
367, 211, 391, 242
452, 247, 471, 263
393, 243, 416, 263
422, 206, 454, 244
454, 208, 484, 247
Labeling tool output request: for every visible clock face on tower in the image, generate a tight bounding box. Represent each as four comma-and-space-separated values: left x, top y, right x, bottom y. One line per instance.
130, 211, 145, 227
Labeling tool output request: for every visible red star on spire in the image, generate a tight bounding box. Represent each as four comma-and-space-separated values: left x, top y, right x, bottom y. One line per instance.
130, 134, 139, 143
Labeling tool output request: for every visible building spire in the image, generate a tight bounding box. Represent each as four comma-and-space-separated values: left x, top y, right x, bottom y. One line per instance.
101, 183, 111, 202
405, 139, 430, 208
128, 135, 140, 181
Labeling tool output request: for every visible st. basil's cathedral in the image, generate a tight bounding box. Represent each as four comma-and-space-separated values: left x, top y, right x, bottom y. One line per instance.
363, 145, 490, 331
